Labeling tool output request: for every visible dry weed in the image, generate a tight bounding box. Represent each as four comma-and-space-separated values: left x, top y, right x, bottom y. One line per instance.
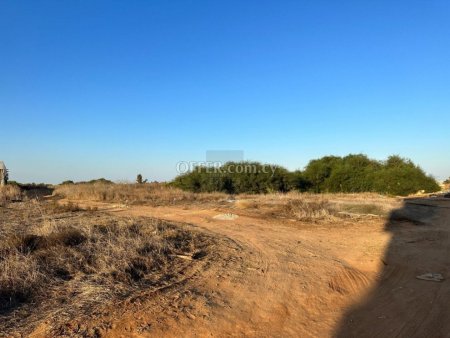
0, 185, 22, 205
0, 200, 214, 333
54, 182, 227, 206
234, 192, 399, 222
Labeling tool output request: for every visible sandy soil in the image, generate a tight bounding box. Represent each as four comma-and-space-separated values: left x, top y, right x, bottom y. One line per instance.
30, 197, 449, 337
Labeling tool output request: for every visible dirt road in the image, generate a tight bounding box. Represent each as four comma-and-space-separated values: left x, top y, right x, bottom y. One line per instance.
61, 197, 450, 337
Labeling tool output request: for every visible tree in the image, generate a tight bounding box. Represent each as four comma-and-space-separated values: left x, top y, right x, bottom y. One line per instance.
372, 156, 440, 195
172, 162, 292, 194
87, 178, 113, 184
171, 155, 440, 196
323, 154, 380, 193
136, 174, 147, 184
303, 156, 342, 192
289, 170, 311, 192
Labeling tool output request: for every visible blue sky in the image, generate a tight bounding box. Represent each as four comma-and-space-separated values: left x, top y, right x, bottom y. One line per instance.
1, 0, 449, 183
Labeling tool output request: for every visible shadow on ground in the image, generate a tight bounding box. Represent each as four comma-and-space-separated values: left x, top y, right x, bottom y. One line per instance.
20, 184, 54, 199
335, 197, 450, 338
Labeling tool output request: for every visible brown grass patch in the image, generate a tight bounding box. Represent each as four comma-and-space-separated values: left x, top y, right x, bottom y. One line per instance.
336, 203, 388, 216
234, 193, 338, 222
281, 198, 337, 221
0, 185, 22, 205
54, 182, 227, 206
233, 192, 399, 222
0, 200, 216, 334
44, 200, 99, 213
54, 183, 399, 223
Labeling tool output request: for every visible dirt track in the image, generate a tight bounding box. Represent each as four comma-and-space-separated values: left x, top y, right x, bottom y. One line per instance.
56, 197, 450, 337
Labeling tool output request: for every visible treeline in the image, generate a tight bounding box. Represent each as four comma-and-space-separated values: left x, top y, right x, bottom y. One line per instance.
172, 154, 440, 196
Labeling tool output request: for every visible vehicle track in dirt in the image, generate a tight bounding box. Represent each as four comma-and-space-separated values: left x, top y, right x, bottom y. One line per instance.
52, 197, 449, 337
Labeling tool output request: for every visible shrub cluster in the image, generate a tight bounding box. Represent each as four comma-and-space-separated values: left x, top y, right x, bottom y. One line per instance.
172, 162, 292, 194
172, 154, 440, 196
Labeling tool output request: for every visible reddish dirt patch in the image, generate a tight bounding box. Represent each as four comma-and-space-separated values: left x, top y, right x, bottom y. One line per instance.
20, 197, 450, 337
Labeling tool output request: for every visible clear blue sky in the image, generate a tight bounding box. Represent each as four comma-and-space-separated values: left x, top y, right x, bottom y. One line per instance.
1, 0, 449, 183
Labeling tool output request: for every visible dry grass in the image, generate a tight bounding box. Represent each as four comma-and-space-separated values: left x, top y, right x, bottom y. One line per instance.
54, 182, 227, 206
44, 200, 99, 213
54, 184, 400, 222
235, 194, 338, 222
0, 200, 214, 334
335, 203, 388, 216
0, 185, 22, 205
54, 183, 398, 213
54, 183, 399, 222
233, 192, 400, 222
282, 199, 337, 221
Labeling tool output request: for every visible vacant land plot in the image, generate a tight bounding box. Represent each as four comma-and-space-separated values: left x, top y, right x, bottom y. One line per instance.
1, 185, 449, 337
0, 199, 242, 337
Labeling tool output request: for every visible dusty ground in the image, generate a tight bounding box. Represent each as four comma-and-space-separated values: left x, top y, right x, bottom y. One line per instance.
25, 195, 445, 338
2, 194, 449, 337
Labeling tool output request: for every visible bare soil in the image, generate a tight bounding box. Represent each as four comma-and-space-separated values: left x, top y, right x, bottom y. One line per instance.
2, 195, 449, 337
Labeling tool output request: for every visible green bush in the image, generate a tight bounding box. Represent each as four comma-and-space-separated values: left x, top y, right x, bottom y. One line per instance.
172, 162, 291, 194
371, 156, 440, 195
172, 155, 440, 196
322, 154, 381, 193
289, 170, 311, 191
302, 156, 342, 193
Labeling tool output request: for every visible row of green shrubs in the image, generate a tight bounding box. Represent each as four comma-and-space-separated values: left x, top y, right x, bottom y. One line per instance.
172, 154, 440, 196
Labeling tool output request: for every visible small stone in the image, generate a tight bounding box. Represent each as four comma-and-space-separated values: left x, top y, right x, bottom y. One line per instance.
416, 273, 444, 282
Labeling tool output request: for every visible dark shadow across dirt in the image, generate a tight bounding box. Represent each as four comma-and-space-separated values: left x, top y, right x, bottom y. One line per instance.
335, 198, 450, 338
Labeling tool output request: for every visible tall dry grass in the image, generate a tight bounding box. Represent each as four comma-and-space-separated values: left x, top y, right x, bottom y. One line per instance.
54, 182, 227, 206
234, 192, 400, 221
0, 200, 214, 320
0, 185, 22, 205
54, 183, 399, 221
235, 194, 338, 222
